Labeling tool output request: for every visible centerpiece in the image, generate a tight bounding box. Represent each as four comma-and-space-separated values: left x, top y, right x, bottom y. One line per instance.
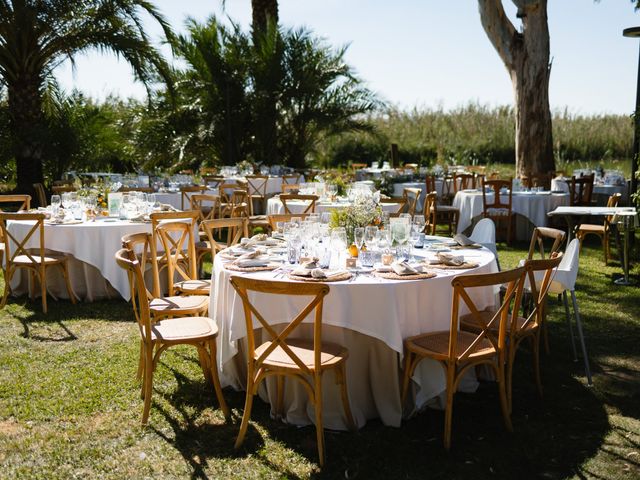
329, 189, 382, 246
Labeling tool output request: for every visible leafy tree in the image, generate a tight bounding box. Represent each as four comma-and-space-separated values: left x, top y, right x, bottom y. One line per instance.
0, 0, 173, 194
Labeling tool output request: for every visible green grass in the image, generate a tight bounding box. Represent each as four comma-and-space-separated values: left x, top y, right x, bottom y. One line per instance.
1, 237, 639, 479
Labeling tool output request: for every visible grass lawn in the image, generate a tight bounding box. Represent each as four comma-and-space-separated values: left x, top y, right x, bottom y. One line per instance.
0, 237, 639, 479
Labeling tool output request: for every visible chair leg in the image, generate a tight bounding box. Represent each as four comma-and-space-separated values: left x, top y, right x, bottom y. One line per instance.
570, 291, 593, 385
1, 266, 12, 309
336, 363, 356, 431
603, 232, 609, 265
497, 362, 513, 433
235, 377, 256, 449
208, 339, 230, 420
141, 348, 154, 425
136, 340, 144, 381
443, 367, 456, 451
60, 262, 77, 304
506, 345, 516, 415
562, 291, 578, 361
400, 351, 415, 407
314, 375, 325, 467
531, 335, 543, 398
39, 267, 47, 314
275, 375, 284, 420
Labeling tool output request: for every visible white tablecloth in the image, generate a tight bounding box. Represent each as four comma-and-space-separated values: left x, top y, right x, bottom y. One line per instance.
453, 190, 570, 238
210, 246, 498, 430
266, 198, 402, 216
6, 218, 151, 301
155, 189, 218, 210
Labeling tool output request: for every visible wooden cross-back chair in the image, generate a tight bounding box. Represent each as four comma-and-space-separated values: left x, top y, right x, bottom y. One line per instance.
119, 186, 154, 194
569, 174, 594, 206
280, 194, 318, 214
219, 182, 247, 217
440, 174, 455, 204
482, 178, 514, 244
425, 175, 437, 195
0, 213, 76, 313
229, 276, 355, 467
200, 217, 248, 264
401, 265, 526, 450
461, 254, 562, 413
152, 211, 211, 297
121, 232, 209, 324
576, 192, 621, 265
190, 194, 220, 224
180, 185, 207, 210
423, 192, 438, 235
0, 194, 31, 212
200, 167, 218, 176
115, 248, 229, 425
379, 197, 407, 217
281, 183, 300, 194
203, 175, 225, 189
351, 163, 367, 171
527, 227, 566, 260
403, 187, 422, 217
282, 174, 301, 186
245, 174, 269, 214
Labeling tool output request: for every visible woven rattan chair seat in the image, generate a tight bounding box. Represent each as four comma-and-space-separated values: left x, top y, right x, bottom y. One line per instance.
151, 316, 218, 341
149, 295, 209, 313
254, 338, 347, 370
406, 330, 495, 360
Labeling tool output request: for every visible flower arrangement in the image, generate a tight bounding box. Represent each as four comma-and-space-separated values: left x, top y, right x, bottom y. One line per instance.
329, 190, 382, 243
316, 170, 352, 197
77, 180, 119, 210
236, 160, 255, 175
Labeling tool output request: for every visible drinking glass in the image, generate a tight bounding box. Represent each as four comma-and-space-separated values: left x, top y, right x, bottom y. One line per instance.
320, 212, 331, 224
365, 226, 378, 251
50, 195, 61, 216
61, 192, 71, 210
353, 227, 365, 252
330, 227, 347, 268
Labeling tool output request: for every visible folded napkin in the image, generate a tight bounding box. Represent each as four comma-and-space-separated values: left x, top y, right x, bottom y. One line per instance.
435, 252, 465, 266
232, 249, 263, 265
245, 233, 269, 246
291, 259, 320, 276
160, 203, 179, 212
453, 233, 476, 247
391, 261, 422, 276
234, 257, 271, 268
310, 269, 347, 279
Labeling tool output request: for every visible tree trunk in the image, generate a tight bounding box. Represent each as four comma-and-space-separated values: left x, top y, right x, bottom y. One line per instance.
8, 75, 46, 195
251, 0, 279, 38
478, 0, 555, 177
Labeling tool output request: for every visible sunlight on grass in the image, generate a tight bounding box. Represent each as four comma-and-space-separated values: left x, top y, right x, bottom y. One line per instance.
0, 238, 638, 479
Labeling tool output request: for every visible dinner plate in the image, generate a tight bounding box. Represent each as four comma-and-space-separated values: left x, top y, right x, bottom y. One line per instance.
348, 266, 374, 273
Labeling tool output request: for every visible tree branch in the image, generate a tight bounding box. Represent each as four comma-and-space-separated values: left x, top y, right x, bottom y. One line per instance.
478, 0, 519, 71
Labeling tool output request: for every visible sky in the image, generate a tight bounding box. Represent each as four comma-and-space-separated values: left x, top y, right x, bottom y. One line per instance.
55, 0, 640, 115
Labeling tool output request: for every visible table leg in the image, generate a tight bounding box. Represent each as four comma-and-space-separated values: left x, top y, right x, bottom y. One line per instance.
614, 217, 635, 286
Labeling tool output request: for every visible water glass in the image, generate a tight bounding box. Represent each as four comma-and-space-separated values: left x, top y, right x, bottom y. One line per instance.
360, 249, 375, 267
287, 237, 301, 264
50, 195, 61, 216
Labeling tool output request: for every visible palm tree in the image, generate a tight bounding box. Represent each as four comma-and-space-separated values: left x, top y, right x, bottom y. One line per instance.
0, 0, 174, 194
251, 0, 278, 38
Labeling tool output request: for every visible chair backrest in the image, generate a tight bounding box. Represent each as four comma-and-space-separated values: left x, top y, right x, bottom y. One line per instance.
605, 193, 622, 226
380, 197, 407, 216
351, 163, 367, 171
280, 194, 318, 214
228, 189, 251, 217
454, 173, 475, 193
441, 174, 455, 198
0, 213, 46, 267
191, 194, 220, 224
201, 217, 249, 260
482, 178, 512, 213
203, 175, 225, 189
554, 238, 580, 291
519, 254, 563, 335
33, 183, 47, 208
155, 219, 199, 295
469, 218, 496, 247
282, 174, 301, 185
51, 185, 76, 195
450, 266, 526, 361
180, 185, 207, 210
526, 227, 565, 260
200, 167, 218, 176
423, 192, 438, 235
268, 213, 312, 230
119, 186, 154, 193
219, 182, 246, 202
115, 247, 152, 340
569, 174, 594, 206
281, 183, 300, 194
0, 194, 31, 212
245, 175, 269, 198
121, 232, 157, 301
403, 188, 422, 217
229, 276, 330, 375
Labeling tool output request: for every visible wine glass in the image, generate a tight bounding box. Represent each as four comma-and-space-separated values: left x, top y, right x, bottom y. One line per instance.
330, 227, 347, 268
353, 227, 365, 256
50, 194, 61, 216
365, 226, 378, 251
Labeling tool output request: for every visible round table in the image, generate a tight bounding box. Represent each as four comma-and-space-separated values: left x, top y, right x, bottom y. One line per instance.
551, 178, 628, 205
453, 190, 570, 239
266, 197, 402, 216
209, 245, 498, 430
6, 218, 151, 301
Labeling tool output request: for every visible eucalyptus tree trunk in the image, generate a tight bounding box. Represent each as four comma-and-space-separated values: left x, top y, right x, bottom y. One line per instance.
8, 74, 45, 194
478, 0, 555, 177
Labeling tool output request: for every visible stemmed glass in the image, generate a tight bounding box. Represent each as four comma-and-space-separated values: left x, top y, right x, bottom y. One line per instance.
50, 195, 61, 217
365, 226, 378, 252
392, 222, 409, 261
353, 227, 365, 257
330, 227, 347, 269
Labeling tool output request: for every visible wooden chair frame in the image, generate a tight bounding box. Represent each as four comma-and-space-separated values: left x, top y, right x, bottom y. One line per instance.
576, 193, 621, 265
569, 174, 594, 206
203, 175, 225, 189
379, 197, 407, 216
423, 192, 438, 235
482, 178, 513, 244
180, 185, 207, 210
403, 187, 422, 217
281, 183, 300, 194
219, 183, 248, 217
245, 174, 269, 211
454, 173, 475, 193
115, 248, 229, 425
33, 183, 47, 208
527, 227, 566, 261
521, 172, 552, 190
282, 174, 301, 186
401, 266, 526, 450
0, 213, 76, 313
51, 185, 76, 195
0, 194, 31, 212
229, 277, 355, 466
280, 194, 318, 214
200, 217, 249, 263
119, 186, 154, 194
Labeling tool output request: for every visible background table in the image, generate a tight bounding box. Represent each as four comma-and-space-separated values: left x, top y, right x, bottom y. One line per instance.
6, 218, 151, 301
209, 246, 498, 430
551, 178, 628, 205
453, 190, 569, 239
